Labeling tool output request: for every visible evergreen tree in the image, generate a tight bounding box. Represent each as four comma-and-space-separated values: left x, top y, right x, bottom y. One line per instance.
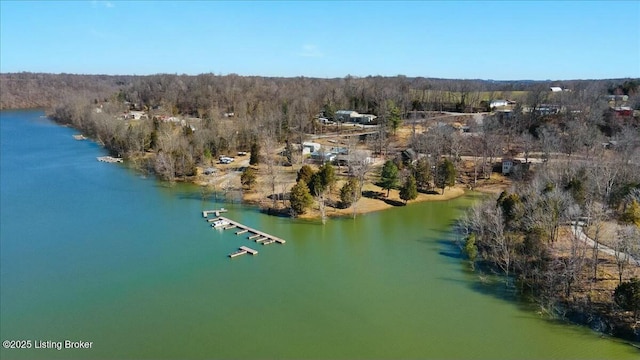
240, 167, 257, 189
464, 233, 478, 269
289, 180, 314, 215
284, 140, 293, 165
318, 163, 336, 191
340, 177, 360, 208
296, 165, 315, 184
614, 278, 640, 320
399, 174, 418, 204
413, 157, 432, 191
380, 160, 399, 197
249, 142, 260, 165
436, 158, 456, 194
387, 100, 402, 135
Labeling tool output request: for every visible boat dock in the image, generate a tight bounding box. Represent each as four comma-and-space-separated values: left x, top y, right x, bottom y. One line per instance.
97, 156, 123, 163
202, 208, 227, 218
213, 216, 286, 244
228, 246, 258, 258
201, 212, 286, 258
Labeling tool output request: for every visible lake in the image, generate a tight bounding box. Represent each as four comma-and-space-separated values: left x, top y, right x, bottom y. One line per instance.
1, 109, 637, 359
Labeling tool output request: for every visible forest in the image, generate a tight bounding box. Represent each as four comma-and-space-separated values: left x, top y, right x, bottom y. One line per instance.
2, 71, 639, 340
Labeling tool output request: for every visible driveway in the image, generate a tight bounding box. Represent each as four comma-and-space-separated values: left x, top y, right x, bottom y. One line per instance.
569, 222, 640, 266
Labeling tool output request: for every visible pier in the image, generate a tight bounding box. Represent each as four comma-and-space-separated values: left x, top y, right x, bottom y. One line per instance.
200, 212, 287, 257
202, 208, 227, 218
97, 156, 123, 163
213, 216, 287, 245
228, 246, 258, 258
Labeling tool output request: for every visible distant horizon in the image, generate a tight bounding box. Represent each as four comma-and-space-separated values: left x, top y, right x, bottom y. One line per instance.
2, 70, 637, 83
1, 1, 638, 80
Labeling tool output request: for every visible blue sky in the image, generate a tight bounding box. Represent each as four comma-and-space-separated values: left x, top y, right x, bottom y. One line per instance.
1, 0, 638, 80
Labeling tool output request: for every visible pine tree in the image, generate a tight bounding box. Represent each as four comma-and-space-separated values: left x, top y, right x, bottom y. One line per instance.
289, 180, 314, 216
380, 160, 398, 197
436, 158, 456, 195
399, 175, 418, 204
340, 177, 360, 208
249, 142, 260, 165
240, 167, 257, 189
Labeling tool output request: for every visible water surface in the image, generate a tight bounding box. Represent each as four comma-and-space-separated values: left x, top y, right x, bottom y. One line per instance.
1, 110, 637, 359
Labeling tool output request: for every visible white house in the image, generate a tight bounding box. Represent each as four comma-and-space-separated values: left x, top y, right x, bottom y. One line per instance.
127, 111, 148, 120
354, 113, 378, 124
302, 142, 321, 155
310, 150, 336, 163
490, 100, 509, 108
335, 110, 358, 122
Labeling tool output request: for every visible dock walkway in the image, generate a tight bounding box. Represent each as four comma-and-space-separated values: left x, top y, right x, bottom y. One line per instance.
201, 212, 286, 258
216, 216, 286, 244
228, 246, 258, 258
202, 208, 227, 218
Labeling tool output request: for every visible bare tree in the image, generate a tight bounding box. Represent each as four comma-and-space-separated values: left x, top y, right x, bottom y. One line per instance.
614, 225, 638, 284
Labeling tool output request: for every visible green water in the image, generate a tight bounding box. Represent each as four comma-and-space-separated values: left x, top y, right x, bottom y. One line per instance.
1, 110, 637, 359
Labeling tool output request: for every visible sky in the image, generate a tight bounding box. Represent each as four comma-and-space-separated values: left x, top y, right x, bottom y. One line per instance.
1, 0, 639, 80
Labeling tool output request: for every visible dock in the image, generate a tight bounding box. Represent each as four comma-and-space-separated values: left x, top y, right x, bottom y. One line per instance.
202, 208, 227, 218
215, 217, 286, 244
240, 246, 258, 255
97, 156, 123, 163
229, 249, 247, 258
229, 246, 259, 258
203, 214, 286, 258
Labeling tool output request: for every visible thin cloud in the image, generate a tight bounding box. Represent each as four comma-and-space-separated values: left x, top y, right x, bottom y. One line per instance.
298, 44, 323, 58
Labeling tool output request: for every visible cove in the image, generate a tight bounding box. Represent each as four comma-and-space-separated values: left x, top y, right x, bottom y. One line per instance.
1, 110, 637, 359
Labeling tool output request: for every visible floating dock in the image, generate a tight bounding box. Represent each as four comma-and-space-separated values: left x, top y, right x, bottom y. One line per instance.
202, 208, 227, 218
213, 216, 286, 244
97, 156, 123, 163
228, 246, 258, 258
202, 213, 286, 258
